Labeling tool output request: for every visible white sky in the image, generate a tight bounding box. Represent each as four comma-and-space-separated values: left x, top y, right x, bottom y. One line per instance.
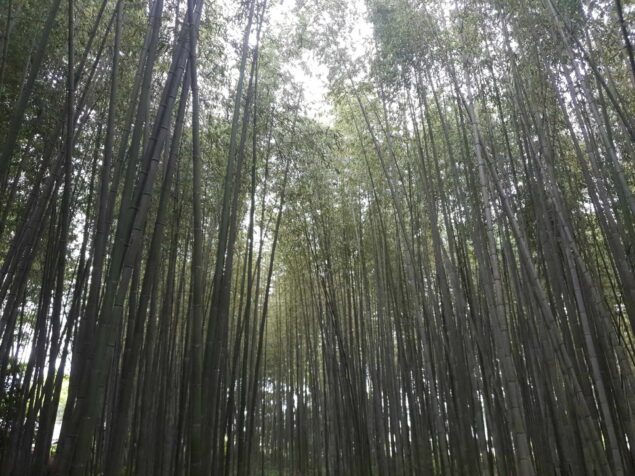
267, 0, 374, 125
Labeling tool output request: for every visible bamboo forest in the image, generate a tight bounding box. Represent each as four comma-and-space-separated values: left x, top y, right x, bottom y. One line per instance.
1, 0, 634, 474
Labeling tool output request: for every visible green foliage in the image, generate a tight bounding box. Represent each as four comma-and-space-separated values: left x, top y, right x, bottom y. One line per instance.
0, 358, 24, 448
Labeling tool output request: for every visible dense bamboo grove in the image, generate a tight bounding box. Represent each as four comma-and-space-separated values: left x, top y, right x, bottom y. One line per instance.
0, 0, 633, 474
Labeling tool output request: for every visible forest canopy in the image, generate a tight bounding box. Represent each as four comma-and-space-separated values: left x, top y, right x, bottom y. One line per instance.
0, 0, 634, 475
